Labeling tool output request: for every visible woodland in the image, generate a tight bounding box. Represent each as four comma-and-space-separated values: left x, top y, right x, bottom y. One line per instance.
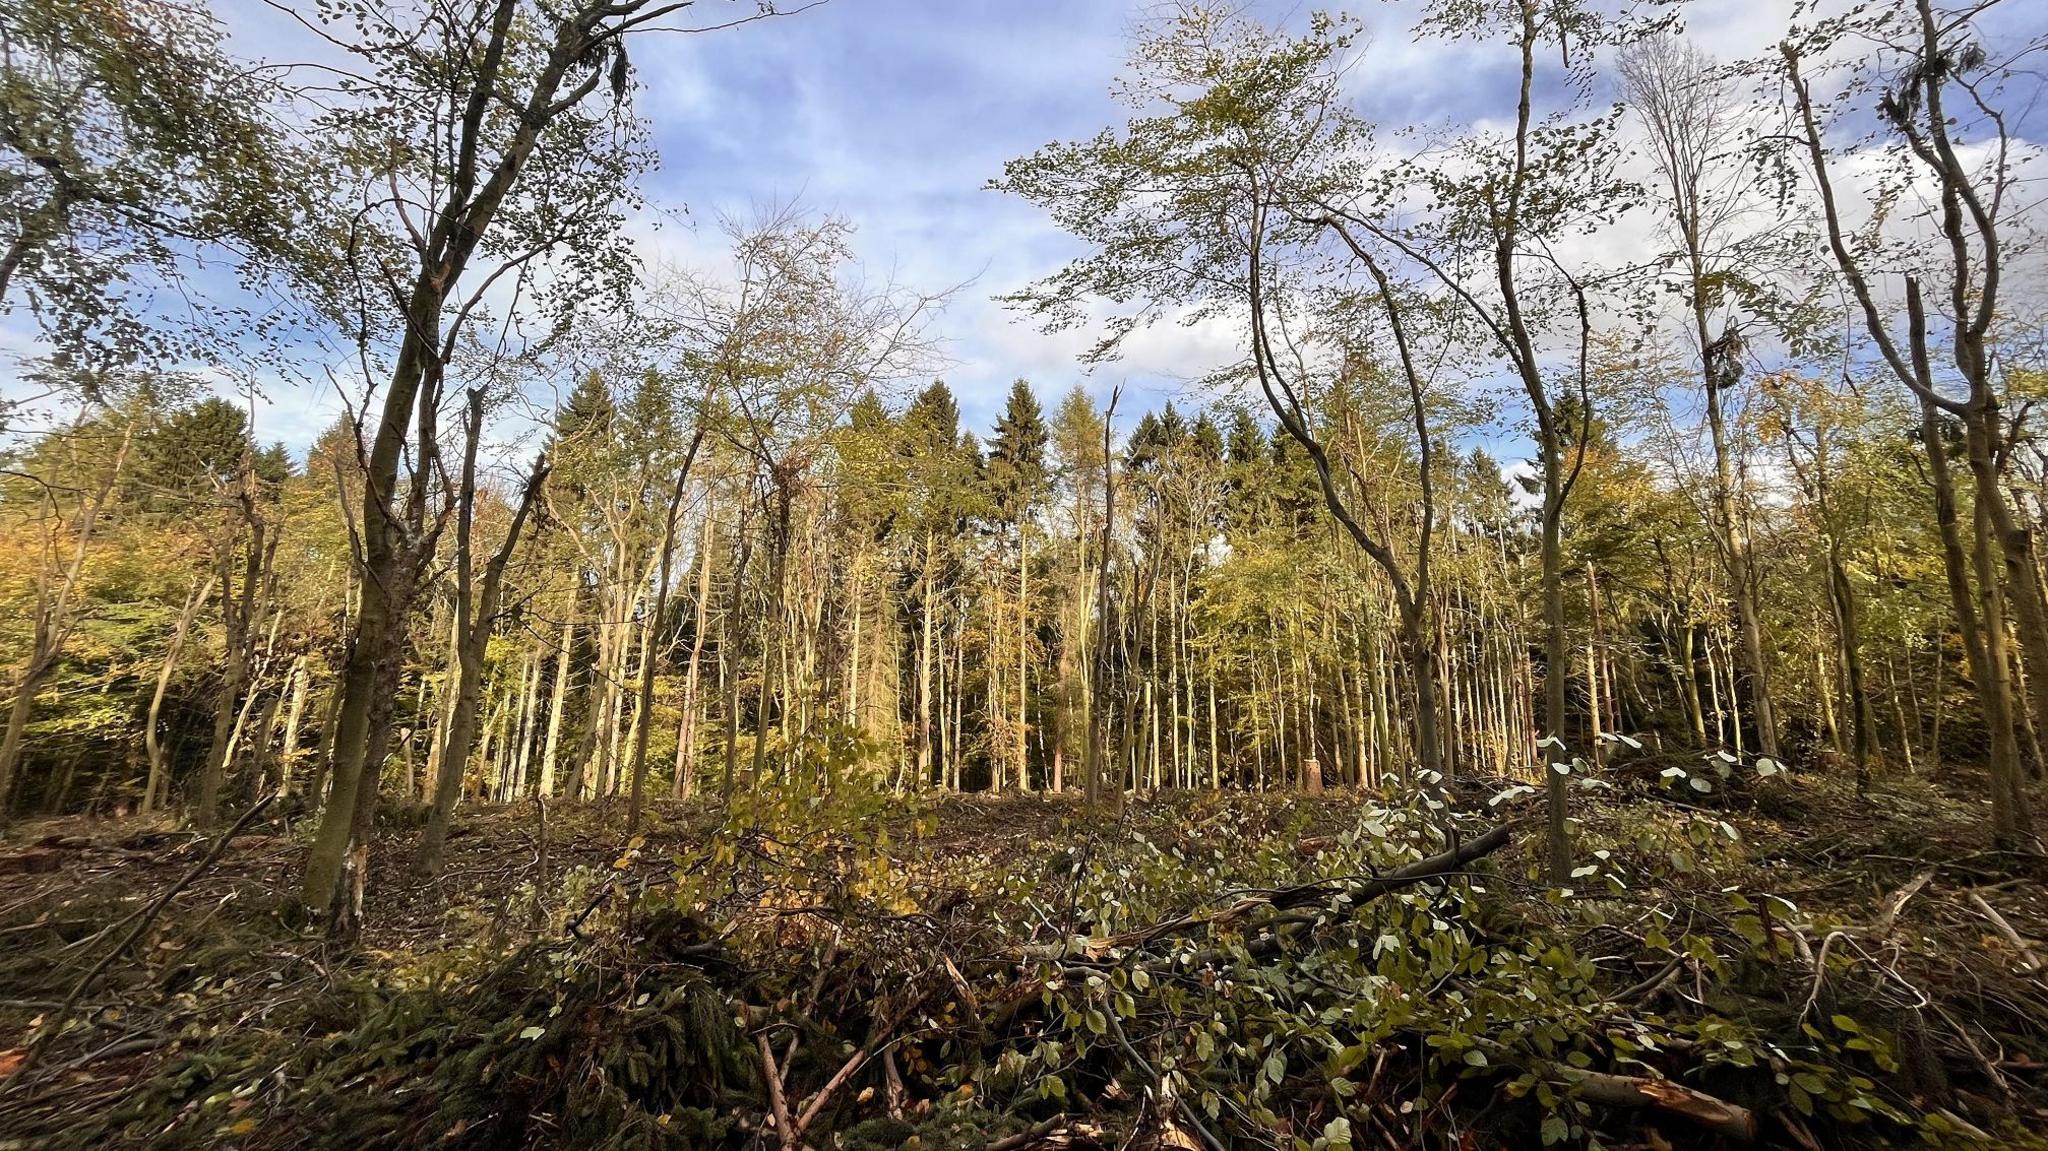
0, 0, 2046, 1148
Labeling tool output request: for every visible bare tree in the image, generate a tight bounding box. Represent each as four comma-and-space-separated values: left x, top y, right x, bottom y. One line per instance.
1619, 36, 1781, 762
1783, 0, 2040, 844
297, 0, 800, 915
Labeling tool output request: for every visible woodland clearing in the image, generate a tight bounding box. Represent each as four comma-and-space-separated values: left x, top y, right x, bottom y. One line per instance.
1, 764, 2043, 1150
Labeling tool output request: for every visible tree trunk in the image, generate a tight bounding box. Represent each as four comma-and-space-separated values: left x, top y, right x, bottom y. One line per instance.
538, 614, 574, 798
630, 432, 702, 832
278, 655, 311, 796
675, 508, 715, 800
144, 576, 214, 814
415, 410, 548, 876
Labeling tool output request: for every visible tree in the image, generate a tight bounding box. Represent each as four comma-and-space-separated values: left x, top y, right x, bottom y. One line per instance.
987, 379, 1049, 791
0, 0, 310, 386
0, 409, 134, 823
300, 0, 796, 916
996, 6, 1455, 800
414, 390, 550, 875
660, 208, 945, 792
1782, 0, 2040, 844
1619, 35, 1784, 762
1328, 0, 1627, 878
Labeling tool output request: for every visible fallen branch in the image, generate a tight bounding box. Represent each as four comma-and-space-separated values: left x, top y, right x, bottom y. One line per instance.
1226, 823, 1515, 963
1873, 870, 1933, 936
1567, 1069, 1757, 1143
1103, 1006, 1226, 1151
987, 1115, 1069, 1151
1020, 823, 1514, 964
757, 1032, 795, 1148
1967, 892, 2043, 972
0, 791, 278, 1094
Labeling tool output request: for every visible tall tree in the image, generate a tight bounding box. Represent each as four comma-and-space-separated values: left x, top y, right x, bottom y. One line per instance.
414, 391, 550, 875
300, 0, 790, 915
1619, 36, 1782, 761
1782, 0, 2040, 843
988, 379, 1049, 790
996, 6, 1456, 800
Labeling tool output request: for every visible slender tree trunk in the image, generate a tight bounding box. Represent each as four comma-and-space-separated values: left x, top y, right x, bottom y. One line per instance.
278, 655, 311, 796
511, 651, 540, 797
415, 417, 548, 875
752, 480, 793, 789
675, 508, 715, 800
1920, 388, 2025, 840
630, 433, 702, 832
144, 576, 214, 814
538, 614, 574, 798
198, 511, 267, 828
1016, 519, 1029, 791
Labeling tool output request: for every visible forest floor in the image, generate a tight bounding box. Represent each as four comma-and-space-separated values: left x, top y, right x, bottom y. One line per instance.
0, 761, 2044, 1150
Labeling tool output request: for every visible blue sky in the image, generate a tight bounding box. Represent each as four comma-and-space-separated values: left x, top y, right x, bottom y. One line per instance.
611, 0, 2046, 432
5, 0, 2044, 454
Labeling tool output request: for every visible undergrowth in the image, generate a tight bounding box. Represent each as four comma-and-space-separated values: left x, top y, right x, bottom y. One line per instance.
1, 764, 2044, 1150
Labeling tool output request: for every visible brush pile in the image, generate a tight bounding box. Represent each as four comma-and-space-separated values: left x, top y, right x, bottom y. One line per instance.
1, 769, 2044, 1150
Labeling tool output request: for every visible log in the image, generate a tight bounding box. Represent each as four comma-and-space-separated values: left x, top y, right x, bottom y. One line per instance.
1019, 823, 1515, 964
1234, 823, 1514, 961
0, 848, 62, 875
1567, 1070, 1756, 1143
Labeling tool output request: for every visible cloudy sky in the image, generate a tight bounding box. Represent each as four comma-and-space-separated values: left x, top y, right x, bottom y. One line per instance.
6, 0, 2044, 453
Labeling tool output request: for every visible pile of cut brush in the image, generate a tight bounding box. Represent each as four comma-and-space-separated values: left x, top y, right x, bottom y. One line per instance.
0, 769, 2044, 1150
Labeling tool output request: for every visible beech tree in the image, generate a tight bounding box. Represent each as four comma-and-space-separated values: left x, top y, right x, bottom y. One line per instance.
1782, 0, 2040, 844
298, 0, 797, 916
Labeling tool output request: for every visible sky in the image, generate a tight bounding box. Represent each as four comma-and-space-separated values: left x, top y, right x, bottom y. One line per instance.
5, 0, 2045, 455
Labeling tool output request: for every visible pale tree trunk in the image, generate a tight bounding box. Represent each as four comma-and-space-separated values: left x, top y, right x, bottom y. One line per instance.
144, 576, 215, 814
917, 533, 936, 786
511, 651, 541, 796
538, 614, 574, 798
278, 656, 311, 797
675, 509, 715, 799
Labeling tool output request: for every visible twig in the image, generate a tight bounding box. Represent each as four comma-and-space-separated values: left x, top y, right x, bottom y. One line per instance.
1102, 1004, 1226, 1151
1617, 953, 1685, 1006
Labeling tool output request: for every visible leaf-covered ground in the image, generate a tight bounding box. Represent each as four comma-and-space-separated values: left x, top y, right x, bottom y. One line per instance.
0, 764, 2044, 1150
